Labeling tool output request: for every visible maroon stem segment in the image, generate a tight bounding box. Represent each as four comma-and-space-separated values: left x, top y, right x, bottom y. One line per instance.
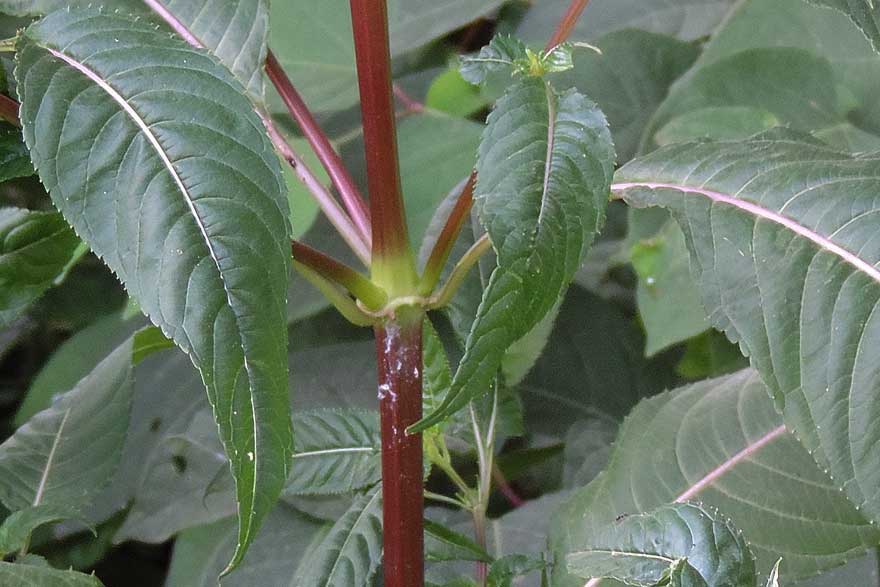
0, 94, 20, 127
349, 0, 413, 269
546, 0, 592, 50
266, 50, 372, 243
375, 312, 424, 587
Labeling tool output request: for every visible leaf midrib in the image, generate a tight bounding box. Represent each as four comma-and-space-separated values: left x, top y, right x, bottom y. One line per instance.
32, 406, 71, 506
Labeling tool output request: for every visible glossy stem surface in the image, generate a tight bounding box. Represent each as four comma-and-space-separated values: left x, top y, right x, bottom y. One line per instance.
375, 311, 424, 587
350, 0, 416, 289
546, 0, 592, 49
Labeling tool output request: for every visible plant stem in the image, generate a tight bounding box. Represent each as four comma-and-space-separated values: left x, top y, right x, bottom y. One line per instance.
392, 84, 424, 114
469, 386, 498, 587
292, 260, 375, 326
420, 173, 476, 295
350, 0, 418, 294
262, 115, 371, 264
546, 0, 592, 50
0, 94, 20, 127
375, 309, 425, 587
266, 50, 372, 244
291, 240, 386, 309
429, 233, 492, 308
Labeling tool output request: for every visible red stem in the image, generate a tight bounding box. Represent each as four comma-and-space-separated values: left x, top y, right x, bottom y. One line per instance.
546, 0, 592, 50
375, 314, 424, 587
392, 84, 424, 114
349, 0, 415, 278
0, 94, 20, 127
266, 50, 372, 244
291, 240, 386, 308
419, 172, 475, 295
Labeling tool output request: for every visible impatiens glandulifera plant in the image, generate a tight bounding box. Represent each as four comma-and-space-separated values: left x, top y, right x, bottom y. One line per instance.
3, 0, 880, 586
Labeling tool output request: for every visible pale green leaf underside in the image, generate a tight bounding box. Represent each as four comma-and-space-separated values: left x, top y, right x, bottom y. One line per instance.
615, 129, 880, 535
566, 503, 756, 587
414, 76, 614, 431
803, 0, 880, 53
0, 207, 80, 327
283, 409, 381, 496
0, 562, 103, 587
293, 486, 382, 587
15, 8, 291, 573
0, 332, 137, 512
551, 369, 880, 587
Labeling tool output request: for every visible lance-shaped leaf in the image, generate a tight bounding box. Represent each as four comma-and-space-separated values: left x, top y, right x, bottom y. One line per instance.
566, 503, 756, 587
0, 562, 103, 587
804, 0, 880, 53
293, 486, 382, 587
283, 409, 381, 497
413, 75, 614, 431
15, 9, 292, 573
0, 328, 165, 512
425, 520, 492, 563
613, 128, 880, 532
0, 208, 81, 326
551, 369, 880, 586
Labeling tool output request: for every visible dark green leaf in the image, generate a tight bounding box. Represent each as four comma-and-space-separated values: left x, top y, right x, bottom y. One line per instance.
0, 126, 33, 182
551, 370, 880, 586
488, 554, 546, 587
150, 0, 270, 100
0, 208, 81, 327
0, 504, 87, 558
0, 562, 103, 587
553, 30, 700, 162
565, 503, 756, 586
283, 409, 381, 496
425, 519, 493, 563
616, 129, 880, 537
16, 9, 292, 571
414, 76, 614, 431
655, 107, 780, 146
293, 486, 382, 587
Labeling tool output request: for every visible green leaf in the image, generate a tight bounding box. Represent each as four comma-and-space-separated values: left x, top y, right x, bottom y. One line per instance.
553, 29, 700, 162
550, 369, 880, 586
425, 519, 493, 563
148, 0, 269, 101
15, 8, 292, 572
651, 0, 880, 147
565, 503, 756, 586
487, 554, 547, 587
460, 35, 575, 84
0, 126, 33, 182
0, 329, 162, 512
0, 208, 81, 326
803, 0, 880, 53
522, 285, 668, 435
283, 409, 381, 496
0, 562, 103, 587
269, 0, 506, 113
115, 408, 235, 543
293, 486, 382, 587
413, 76, 614, 431
516, 0, 737, 44
423, 318, 452, 427
629, 215, 708, 355
615, 129, 880, 536
426, 68, 489, 117
654, 107, 781, 146
0, 504, 88, 558
165, 504, 329, 587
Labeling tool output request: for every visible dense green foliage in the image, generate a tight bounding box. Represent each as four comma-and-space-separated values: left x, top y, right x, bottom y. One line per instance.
2, 0, 880, 586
